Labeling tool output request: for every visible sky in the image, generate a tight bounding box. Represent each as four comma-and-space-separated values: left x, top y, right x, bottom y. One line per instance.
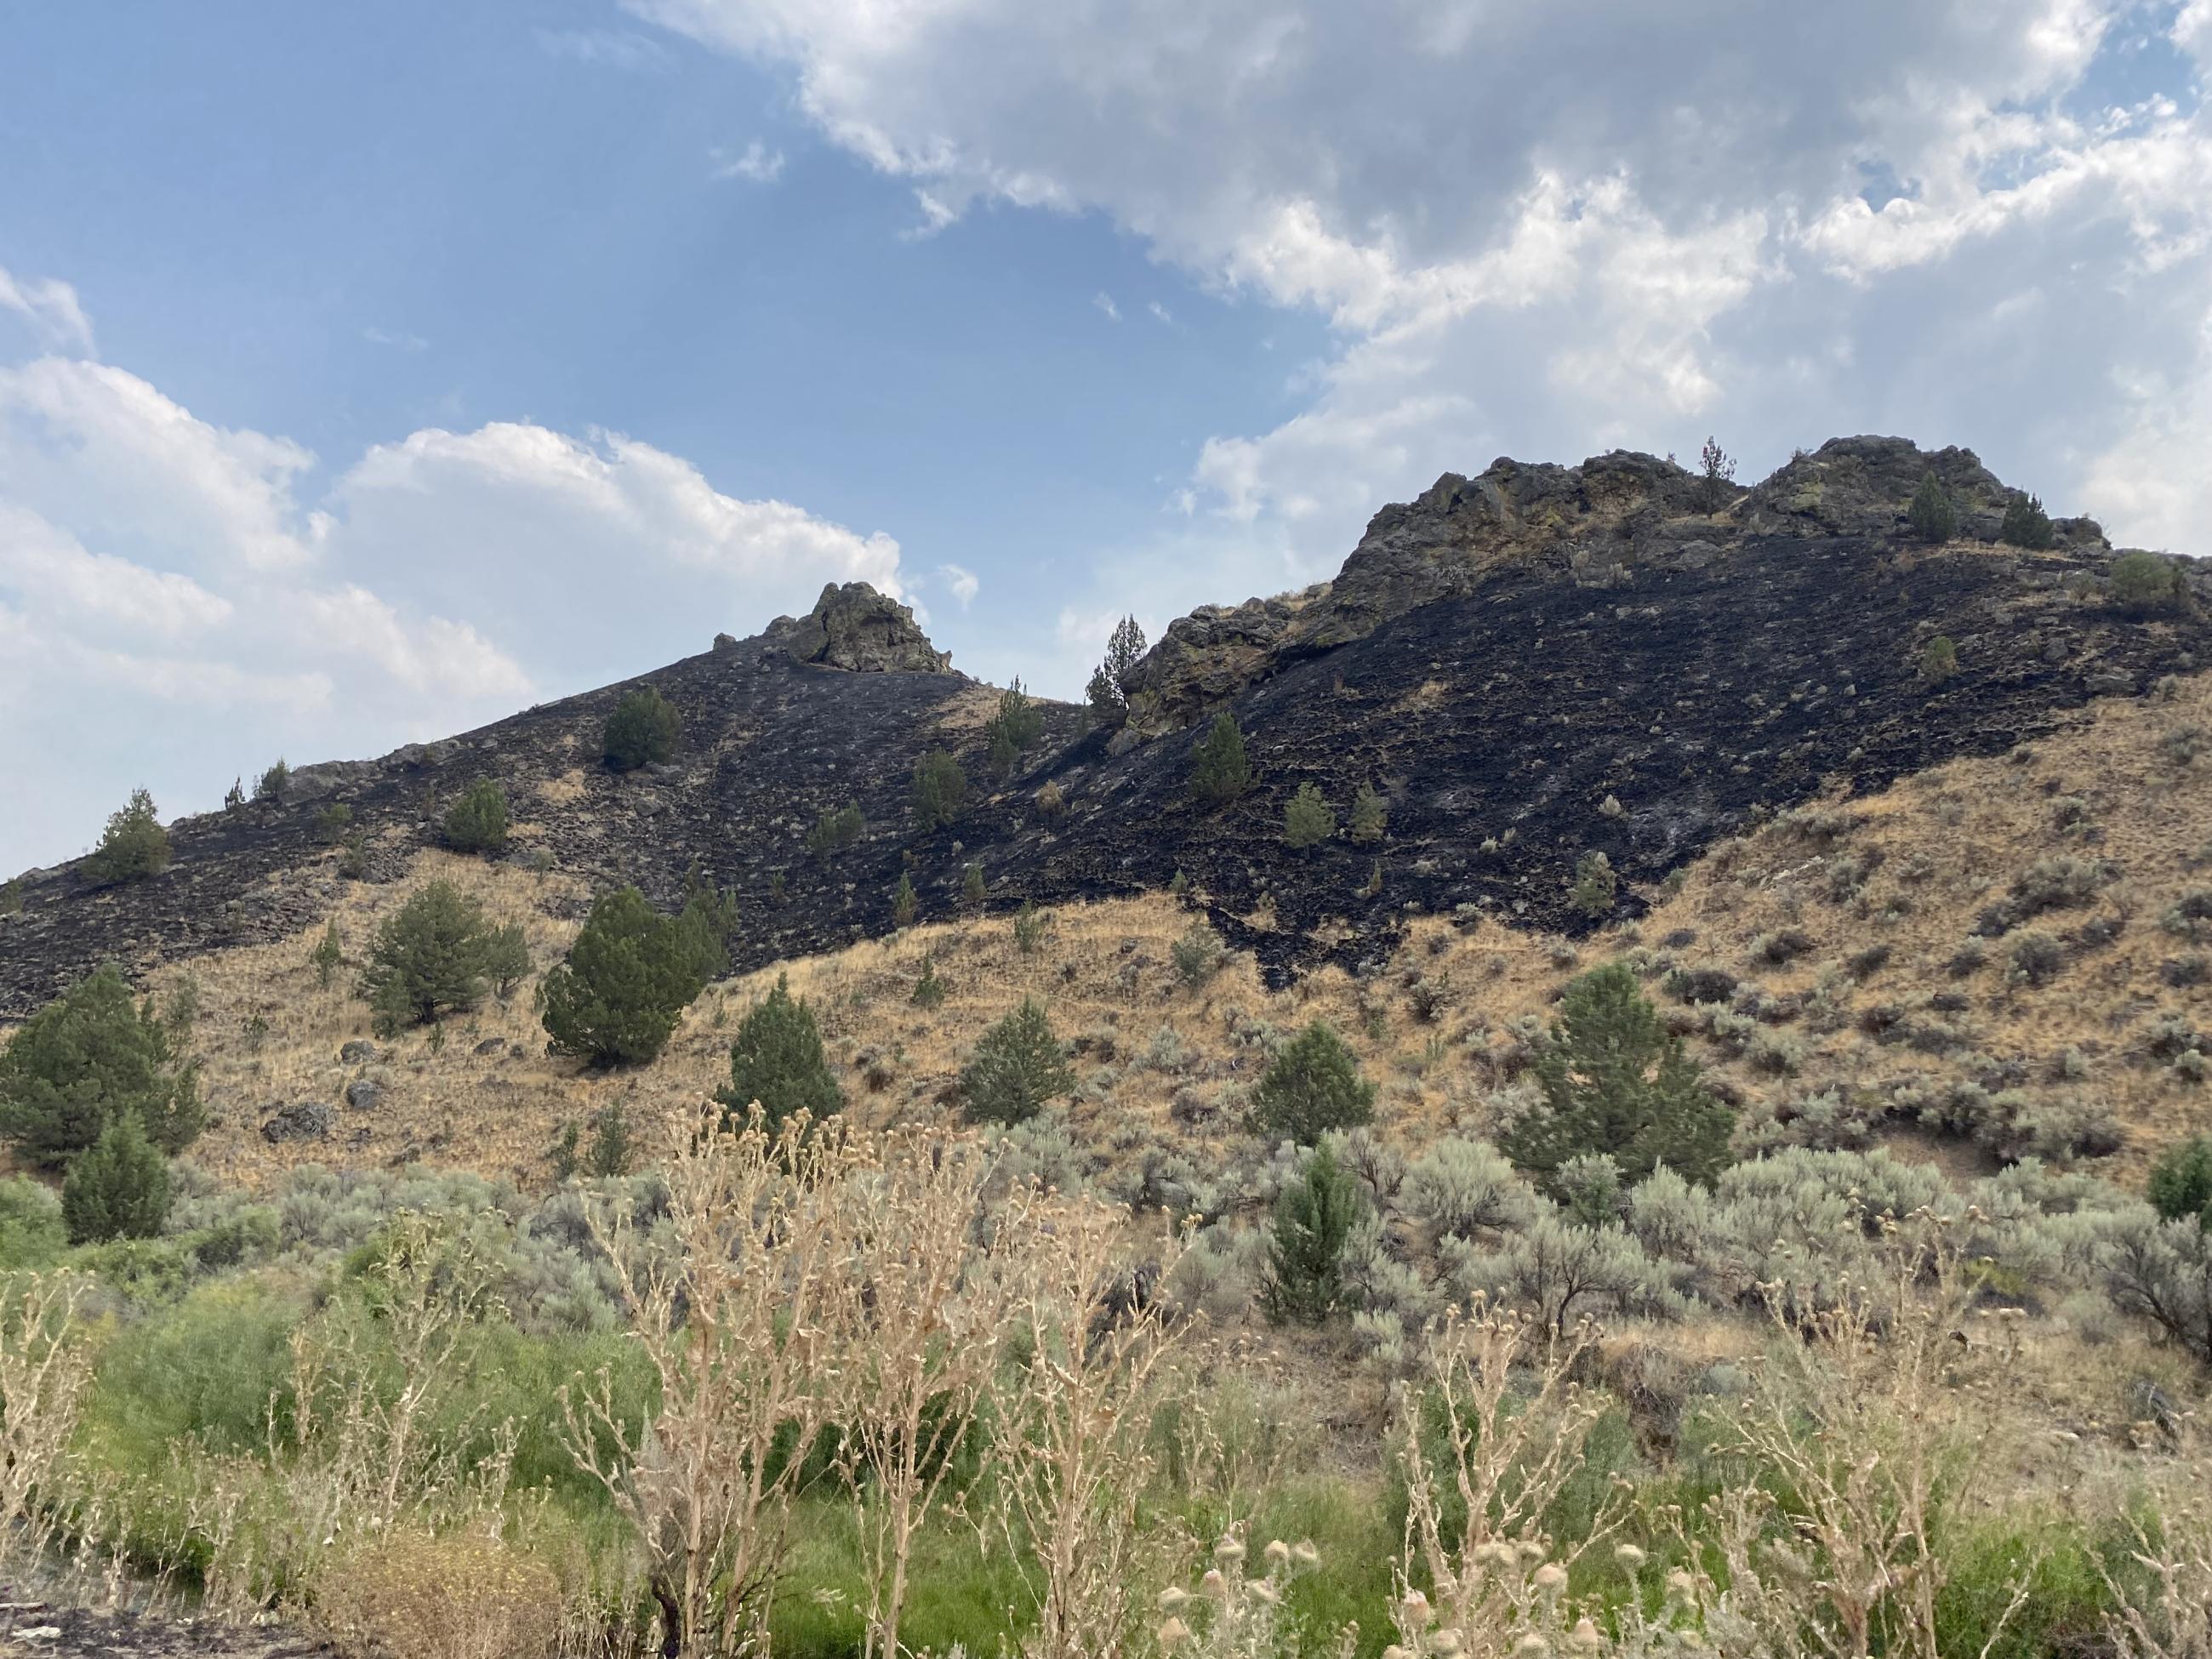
3, 1, 2209, 875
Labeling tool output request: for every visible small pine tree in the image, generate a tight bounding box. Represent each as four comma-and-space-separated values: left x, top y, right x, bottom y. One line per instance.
0, 966, 202, 1170
1190, 710, 1251, 806
60, 1112, 171, 1245
1999, 492, 2055, 550
1012, 899, 1048, 954
717, 974, 841, 1130
892, 872, 918, 928
1907, 470, 1958, 543
1349, 784, 1388, 845
359, 881, 509, 1035
1502, 962, 1733, 1189
1261, 1145, 1367, 1325
539, 886, 701, 1066
912, 749, 967, 830
1571, 850, 1616, 918
985, 679, 1045, 778
549, 1119, 582, 1183
674, 864, 737, 992
958, 998, 1074, 1126
2111, 550, 2180, 615
442, 779, 510, 854
1171, 921, 1223, 988
254, 759, 291, 803
1252, 1022, 1375, 1144
1087, 616, 1147, 726
2147, 1136, 2212, 1229
585, 1103, 633, 1177
311, 920, 344, 989
314, 803, 355, 846
912, 954, 946, 1009
337, 830, 368, 881
1695, 436, 1736, 511
1282, 783, 1335, 849
223, 778, 246, 812
962, 862, 987, 909
484, 923, 531, 999
806, 802, 864, 861
84, 788, 170, 887
603, 687, 681, 772
1920, 635, 1959, 684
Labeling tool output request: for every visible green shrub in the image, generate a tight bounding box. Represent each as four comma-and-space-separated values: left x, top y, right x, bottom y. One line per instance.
962, 862, 987, 908
482, 922, 531, 999
1908, 470, 1958, 542
913, 749, 966, 830
1502, 963, 1732, 1189
1172, 921, 1224, 988
1571, 850, 1616, 918
84, 787, 170, 886
1348, 784, 1388, 845
1252, 1022, 1375, 1144
1999, 492, 2055, 550
358, 881, 516, 1035
602, 687, 680, 771
0, 964, 202, 1170
2110, 550, 2181, 614
314, 802, 355, 846
1921, 635, 1959, 683
1012, 899, 1048, 954
311, 920, 343, 989
254, 759, 290, 802
2147, 1136, 2212, 1227
539, 886, 704, 1067
1282, 783, 1334, 849
674, 864, 737, 989
984, 679, 1046, 778
892, 872, 918, 927
912, 955, 946, 1009
717, 974, 841, 1131
61, 1111, 171, 1244
0, 1176, 66, 1270
807, 801, 865, 860
1086, 615, 1146, 727
584, 1103, 633, 1177
442, 779, 510, 854
958, 999, 1074, 1126
1262, 1145, 1367, 1325
1190, 710, 1251, 806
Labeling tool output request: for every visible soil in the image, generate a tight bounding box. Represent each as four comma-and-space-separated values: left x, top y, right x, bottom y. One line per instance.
0, 1588, 322, 1658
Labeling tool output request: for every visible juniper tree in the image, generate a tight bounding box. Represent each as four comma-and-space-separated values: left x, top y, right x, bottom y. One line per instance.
60, 1110, 172, 1245
539, 885, 703, 1066
1502, 962, 1733, 1189
1086, 615, 1147, 726
254, 759, 290, 803
603, 687, 681, 771
223, 778, 246, 812
1696, 436, 1736, 511
442, 779, 510, 854
359, 880, 512, 1035
1252, 1021, 1375, 1144
0, 965, 202, 1170
962, 862, 987, 909
806, 802, 864, 860
1282, 783, 1334, 849
892, 872, 918, 928
1907, 470, 1958, 543
2149, 1136, 2212, 1229
1349, 784, 1388, 845
84, 788, 169, 887
1190, 710, 1251, 805
311, 920, 344, 989
912, 749, 966, 830
1262, 1144, 1368, 1325
674, 864, 737, 991
1999, 492, 2055, 550
958, 998, 1074, 1126
716, 973, 841, 1130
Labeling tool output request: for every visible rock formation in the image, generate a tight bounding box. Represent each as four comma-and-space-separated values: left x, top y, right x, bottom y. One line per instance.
767, 583, 954, 674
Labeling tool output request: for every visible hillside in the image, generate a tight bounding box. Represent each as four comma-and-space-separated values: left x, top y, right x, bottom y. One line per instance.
3, 436, 2208, 1024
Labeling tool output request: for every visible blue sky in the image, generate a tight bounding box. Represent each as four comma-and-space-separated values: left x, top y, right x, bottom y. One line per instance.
3, 0, 2209, 873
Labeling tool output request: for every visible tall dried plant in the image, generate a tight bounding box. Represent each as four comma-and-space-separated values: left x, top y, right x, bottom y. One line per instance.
0, 1271, 94, 1569
2101, 1428, 2212, 1659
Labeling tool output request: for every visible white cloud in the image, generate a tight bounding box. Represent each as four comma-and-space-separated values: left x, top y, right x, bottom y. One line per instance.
712, 140, 787, 182
1092, 292, 1120, 322
1149, 300, 1173, 324
935, 562, 979, 606
362, 326, 430, 352
533, 27, 671, 71
0, 265, 94, 355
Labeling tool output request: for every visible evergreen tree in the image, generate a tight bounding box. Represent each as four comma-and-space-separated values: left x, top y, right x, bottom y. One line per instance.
912, 954, 946, 1009
717, 974, 841, 1130
1190, 710, 1252, 805
1920, 636, 1959, 683
60, 1111, 171, 1245
958, 998, 1075, 1126
1907, 470, 1958, 543
806, 802, 865, 861
1262, 1145, 1367, 1325
84, 788, 170, 887
1695, 436, 1736, 512
0, 965, 202, 1170
1252, 1021, 1375, 1144
254, 759, 290, 802
1571, 851, 1616, 918
1012, 898, 1049, 954
442, 779, 510, 854
539, 886, 702, 1066
602, 687, 681, 772
359, 881, 510, 1035
985, 679, 1045, 778
1999, 492, 2055, 550
223, 778, 246, 812
311, 920, 344, 989
962, 862, 987, 909
585, 1103, 634, 1177
2111, 550, 2181, 615
892, 872, 918, 927
483, 923, 532, 999
674, 864, 737, 991
1502, 962, 1734, 1189
2148, 1137, 2212, 1229
1086, 615, 1147, 726
1349, 784, 1388, 845
912, 749, 967, 830
1282, 783, 1335, 849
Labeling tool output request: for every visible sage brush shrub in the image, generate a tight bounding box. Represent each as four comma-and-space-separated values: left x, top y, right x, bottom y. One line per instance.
539, 886, 703, 1066
0, 964, 202, 1169
602, 686, 680, 771
1502, 962, 1733, 1189
84, 787, 170, 886
716, 974, 841, 1130
959, 998, 1074, 1126
61, 1111, 171, 1244
359, 881, 516, 1035
1190, 710, 1251, 805
1252, 1021, 1375, 1144
1263, 1144, 1367, 1325
442, 779, 510, 854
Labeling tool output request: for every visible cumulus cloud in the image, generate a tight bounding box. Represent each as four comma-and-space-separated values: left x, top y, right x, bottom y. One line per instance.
632, 0, 2212, 616
0, 265, 94, 355
935, 562, 979, 606
0, 337, 907, 872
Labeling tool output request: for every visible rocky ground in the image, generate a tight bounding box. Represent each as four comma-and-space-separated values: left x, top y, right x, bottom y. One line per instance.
0, 1590, 322, 1658
3, 438, 2206, 1012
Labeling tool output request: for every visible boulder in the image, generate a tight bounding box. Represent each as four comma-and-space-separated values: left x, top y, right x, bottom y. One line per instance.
339, 1040, 379, 1065
344, 1079, 382, 1112
261, 1101, 333, 1143
767, 583, 953, 674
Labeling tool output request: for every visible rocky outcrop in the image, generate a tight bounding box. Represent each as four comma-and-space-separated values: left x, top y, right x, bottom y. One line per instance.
767, 583, 953, 674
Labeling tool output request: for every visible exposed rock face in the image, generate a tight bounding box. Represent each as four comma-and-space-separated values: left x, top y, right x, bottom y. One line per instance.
767, 583, 953, 674
1122, 436, 2135, 735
